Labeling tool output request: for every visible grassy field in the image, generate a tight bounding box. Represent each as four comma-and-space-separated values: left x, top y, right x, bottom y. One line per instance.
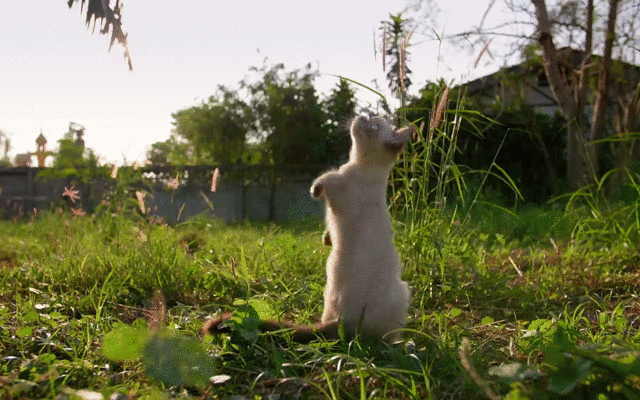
0, 194, 639, 399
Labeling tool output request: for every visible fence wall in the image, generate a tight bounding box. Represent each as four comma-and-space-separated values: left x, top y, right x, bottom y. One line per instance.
0, 165, 327, 223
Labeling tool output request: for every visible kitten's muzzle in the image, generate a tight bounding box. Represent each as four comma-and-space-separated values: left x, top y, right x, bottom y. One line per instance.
384, 125, 413, 152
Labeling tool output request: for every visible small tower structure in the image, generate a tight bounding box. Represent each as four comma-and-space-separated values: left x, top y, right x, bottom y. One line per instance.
74, 128, 85, 152
35, 131, 48, 167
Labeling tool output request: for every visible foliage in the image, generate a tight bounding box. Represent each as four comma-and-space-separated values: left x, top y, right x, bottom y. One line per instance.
103, 324, 216, 388
492, 324, 640, 398
380, 13, 413, 100
460, 110, 566, 204
245, 63, 329, 165
404, 70, 567, 205
67, 0, 133, 70
37, 126, 103, 184
324, 78, 358, 164
95, 164, 152, 220
151, 65, 359, 168
146, 134, 196, 167
408, 0, 640, 192
171, 87, 254, 166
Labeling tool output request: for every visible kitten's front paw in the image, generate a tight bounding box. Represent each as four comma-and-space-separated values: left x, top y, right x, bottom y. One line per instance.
311, 183, 324, 198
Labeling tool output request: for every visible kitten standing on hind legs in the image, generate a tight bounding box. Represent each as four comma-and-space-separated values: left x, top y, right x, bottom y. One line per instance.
203, 116, 413, 343
311, 116, 412, 342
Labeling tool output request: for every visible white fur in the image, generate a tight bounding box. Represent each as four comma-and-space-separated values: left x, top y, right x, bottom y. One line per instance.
311, 116, 412, 341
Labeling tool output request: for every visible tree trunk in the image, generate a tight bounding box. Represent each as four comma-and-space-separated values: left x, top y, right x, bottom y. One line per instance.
611, 82, 640, 196
531, 0, 576, 120
567, 121, 597, 190
531, 0, 599, 191
589, 0, 620, 191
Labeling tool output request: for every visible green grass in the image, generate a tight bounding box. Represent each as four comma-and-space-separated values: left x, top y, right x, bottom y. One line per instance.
1, 202, 639, 399
3, 101, 640, 398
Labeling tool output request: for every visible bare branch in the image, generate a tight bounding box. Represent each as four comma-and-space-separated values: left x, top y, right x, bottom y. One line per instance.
478, 0, 499, 31
585, 0, 593, 54
447, 30, 535, 41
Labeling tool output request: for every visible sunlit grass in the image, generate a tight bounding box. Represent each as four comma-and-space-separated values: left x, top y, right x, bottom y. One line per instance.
2, 81, 640, 396
0, 195, 639, 399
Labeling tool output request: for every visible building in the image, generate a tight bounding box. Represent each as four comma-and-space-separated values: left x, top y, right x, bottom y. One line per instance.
464, 47, 640, 118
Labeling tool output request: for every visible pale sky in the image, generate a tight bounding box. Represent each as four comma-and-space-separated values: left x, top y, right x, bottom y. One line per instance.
1, 1, 519, 165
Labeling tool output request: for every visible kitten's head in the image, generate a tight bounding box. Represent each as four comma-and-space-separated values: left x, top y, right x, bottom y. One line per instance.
349, 116, 413, 165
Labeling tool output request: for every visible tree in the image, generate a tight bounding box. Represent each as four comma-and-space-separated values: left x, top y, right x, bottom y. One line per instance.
324, 79, 358, 164
67, 0, 132, 70
408, 0, 640, 191
146, 134, 196, 167
171, 87, 254, 165
245, 63, 330, 165
38, 123, 100, 183
158, 64, 357, 168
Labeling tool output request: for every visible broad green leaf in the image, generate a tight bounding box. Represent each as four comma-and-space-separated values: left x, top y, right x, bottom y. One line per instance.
102, 326, 148, 361
548, 358, 592, 395
489, 363, 543, 381
247, 299, 274, 320
142, 331, 216, 387
231, 304, 261, 343
480, 316, 494, 325
16, 326, 33, 338
39, 353, 57, 365
24, 311, 39, 323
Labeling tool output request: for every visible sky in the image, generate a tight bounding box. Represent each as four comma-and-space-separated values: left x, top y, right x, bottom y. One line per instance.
1, 1, 520, 166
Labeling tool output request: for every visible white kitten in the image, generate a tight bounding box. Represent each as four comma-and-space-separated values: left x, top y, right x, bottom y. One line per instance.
204, 115, 413, 343
311, 116, 413, 341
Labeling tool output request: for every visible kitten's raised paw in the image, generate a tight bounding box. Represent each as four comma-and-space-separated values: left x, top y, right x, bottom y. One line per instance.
311, 183, 324, 198
323, 230, 332, 246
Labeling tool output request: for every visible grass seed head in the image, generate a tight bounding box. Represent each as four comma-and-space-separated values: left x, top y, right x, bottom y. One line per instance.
70, 207, 85, 219
474, 39, 492, 69
211, 168, 220, 192
399, 46, 407, 92
167, 174, 180, 191
399, 29, 414, 94
382, 25, 387, 72
148, 291, 166, 332
62, 186, 80, 203
416, 120, 426, 142
177, 203, 185, 222
136, 191, 146, 214
110, 165, 119, 179
431, 87, 450, 130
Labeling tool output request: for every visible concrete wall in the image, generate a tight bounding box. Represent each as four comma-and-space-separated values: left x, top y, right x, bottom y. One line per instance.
0, 166, 325, 223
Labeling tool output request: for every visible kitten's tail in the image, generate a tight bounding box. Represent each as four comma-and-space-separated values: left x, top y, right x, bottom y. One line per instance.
202, 314, 339, 344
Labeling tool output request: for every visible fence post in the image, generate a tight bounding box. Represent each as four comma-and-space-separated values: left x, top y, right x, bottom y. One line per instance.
240, 167, 246, 220
268, 166, 277, 222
